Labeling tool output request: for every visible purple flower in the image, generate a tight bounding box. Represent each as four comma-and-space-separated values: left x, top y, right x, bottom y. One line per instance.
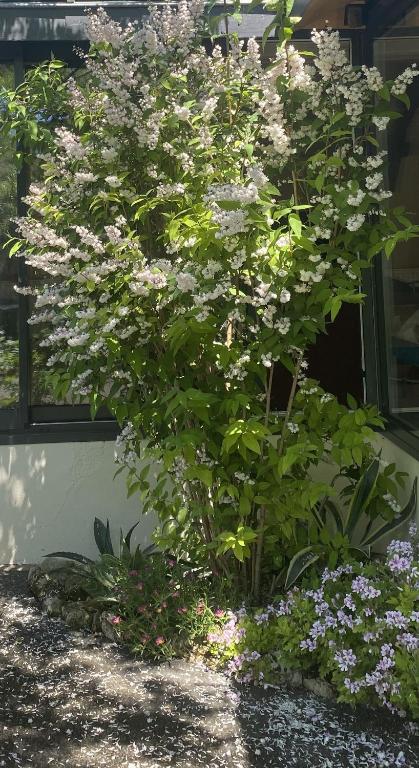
387, 554, 413, 574
387, 539, 413, 559
380, 643, 395, 657
351, 575, 381, 600
397, 632, 419, 652
300, 638, 317, 652
337, 610, 355, 630
334, 648, 357, 672
384, 610, 408, 629
254, 612, 270, 625
343, 594, 356, 612
343, 677, 363, 694
377, 655, 394, 672
309, 620, 326, 640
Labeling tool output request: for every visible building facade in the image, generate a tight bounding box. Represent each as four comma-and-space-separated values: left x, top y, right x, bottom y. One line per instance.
0, 0, 418, 562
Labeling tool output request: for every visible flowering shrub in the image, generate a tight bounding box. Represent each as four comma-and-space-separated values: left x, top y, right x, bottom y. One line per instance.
85, 551, 232, 660
1, 0, 419, 596
207, 532, 419, 720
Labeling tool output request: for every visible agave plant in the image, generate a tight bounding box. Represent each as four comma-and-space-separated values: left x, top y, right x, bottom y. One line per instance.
46, 516, 147, 567
285, 460, 417, 589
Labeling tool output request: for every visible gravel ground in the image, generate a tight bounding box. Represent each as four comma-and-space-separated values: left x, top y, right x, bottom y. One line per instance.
0, 566, 418, 768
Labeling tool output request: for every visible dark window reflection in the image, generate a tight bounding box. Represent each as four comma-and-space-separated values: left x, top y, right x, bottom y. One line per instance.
375, 37, 419, 430
0, 64, 19, 408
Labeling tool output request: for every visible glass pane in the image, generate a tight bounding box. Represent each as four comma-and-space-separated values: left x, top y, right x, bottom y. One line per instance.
390, 7, 419, 30
27, 65, 85, 407
374, 37, 419, 431
295, 0, 357, 29
0, 63, 19, 408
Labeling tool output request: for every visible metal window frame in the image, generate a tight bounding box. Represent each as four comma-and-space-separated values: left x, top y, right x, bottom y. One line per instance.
361, 0, 419, 459
1, 0, 418, 455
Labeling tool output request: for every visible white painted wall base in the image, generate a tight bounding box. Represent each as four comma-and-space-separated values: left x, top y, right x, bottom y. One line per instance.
0, 441, 156, 565
375, 434, 419, 525
0, 435, 417, 564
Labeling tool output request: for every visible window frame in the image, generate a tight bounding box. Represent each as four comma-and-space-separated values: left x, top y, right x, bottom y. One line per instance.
0, 0, 418, 454
361, 0, 419, 459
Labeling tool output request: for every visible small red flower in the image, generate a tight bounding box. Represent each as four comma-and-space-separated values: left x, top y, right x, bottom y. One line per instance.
155, 636, 165, 646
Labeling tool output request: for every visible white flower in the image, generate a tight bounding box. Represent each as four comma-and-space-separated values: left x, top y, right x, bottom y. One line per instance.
346, 214, 365, 232
372, 115, 390, 131
176, 272, 197, 292
366, 172, 383, 191
280, 288, 291, 303
347, 189, 365, 206
105, 175, 122, 188
174, 105, 191, 121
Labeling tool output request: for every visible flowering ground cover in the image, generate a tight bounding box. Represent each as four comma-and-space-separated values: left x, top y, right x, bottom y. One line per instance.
0, 566, 418, 768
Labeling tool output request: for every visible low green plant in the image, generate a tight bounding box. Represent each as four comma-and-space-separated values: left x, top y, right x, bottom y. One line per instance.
207, 532, 419, 720
47, 516, 145, 567
285, 460, 417, 588
84, 551, 233, 659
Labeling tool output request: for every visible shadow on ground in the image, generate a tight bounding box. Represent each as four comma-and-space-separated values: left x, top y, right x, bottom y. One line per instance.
0, 569, 417, 768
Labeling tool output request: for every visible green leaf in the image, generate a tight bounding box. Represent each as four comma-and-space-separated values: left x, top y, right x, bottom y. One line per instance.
361, 478, 417, 547
44, 551, 93, 566
344, 459, 380, 538
242, 432, 261, 454
94, 517, 114, 556
289, 212, 302, 238
285, 546, 322, 590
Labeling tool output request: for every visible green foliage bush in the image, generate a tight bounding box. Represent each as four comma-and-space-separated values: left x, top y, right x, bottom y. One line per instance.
207, 532, 419, 720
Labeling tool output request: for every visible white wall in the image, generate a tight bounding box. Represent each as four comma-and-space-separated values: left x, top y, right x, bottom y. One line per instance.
0, 435, 417, 565
375, 434, 419, 525
0, 441, 156, 565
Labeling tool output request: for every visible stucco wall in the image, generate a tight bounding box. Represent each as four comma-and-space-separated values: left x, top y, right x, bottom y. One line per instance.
0, 435, 417, 564
375, 435, 419, 525
0, 441, 156, 565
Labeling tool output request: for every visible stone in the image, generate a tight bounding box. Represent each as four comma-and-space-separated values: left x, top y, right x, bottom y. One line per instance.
28, 568, 54, 599
62, 603, 90, 630
303, 677, 334, 700
284, 670, 304, 688
43, 596, 63, 617
100, 613, 120, 642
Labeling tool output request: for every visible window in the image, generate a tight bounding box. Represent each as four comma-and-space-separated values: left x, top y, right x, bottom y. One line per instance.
373, 24, 419, 443
0, 64, 19, 411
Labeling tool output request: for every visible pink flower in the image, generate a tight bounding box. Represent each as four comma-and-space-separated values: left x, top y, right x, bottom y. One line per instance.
172, 590, 180, 598
196, 602, 205, 615
110, 615, 121, 625
137, 605, 147, 614
167, 559, 176, 568
177, 607, 187, 614
128, 570, 139, 577
155, 636, 165, 646
214, 609, 225, 618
